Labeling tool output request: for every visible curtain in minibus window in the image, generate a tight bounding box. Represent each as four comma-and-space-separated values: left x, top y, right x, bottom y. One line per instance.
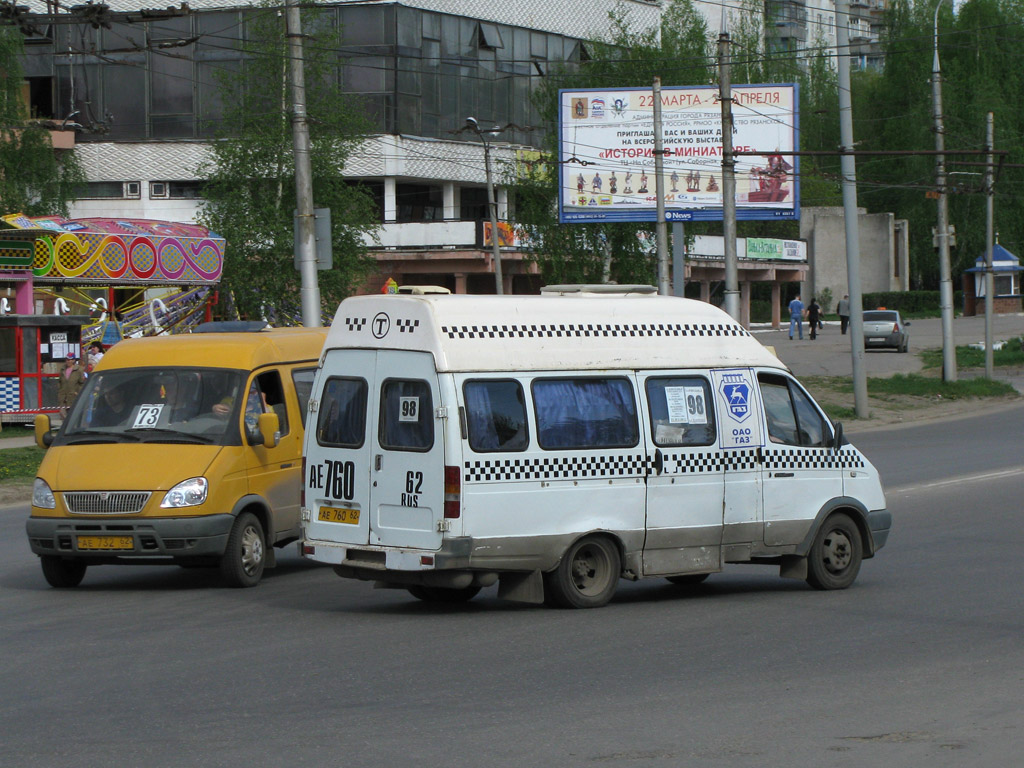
316, 378, 367, 447
533, 378, 638, 449
464, 380, 528, 452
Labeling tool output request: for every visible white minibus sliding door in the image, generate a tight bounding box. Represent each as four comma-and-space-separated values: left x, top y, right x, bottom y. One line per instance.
638, 373, 725, 577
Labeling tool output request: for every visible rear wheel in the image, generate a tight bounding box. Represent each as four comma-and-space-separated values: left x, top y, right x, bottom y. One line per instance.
806, 513, 863, 590
544, 535, 620, 609
407, 585, 481, 603
666, 573, 710, 586
220, 512, 266, 588
40, 556, 87, 588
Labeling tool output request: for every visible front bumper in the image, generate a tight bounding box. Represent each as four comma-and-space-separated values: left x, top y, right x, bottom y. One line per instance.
867, 508, 892, 552
26, 514, 235, 561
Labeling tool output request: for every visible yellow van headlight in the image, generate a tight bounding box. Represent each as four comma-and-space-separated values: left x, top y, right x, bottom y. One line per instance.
161, 477, 209, 508
33, 478, 56, 509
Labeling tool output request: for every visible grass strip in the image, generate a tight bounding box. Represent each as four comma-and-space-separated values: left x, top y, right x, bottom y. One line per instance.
921, 339, 1024, 369
0, 447, 45, 482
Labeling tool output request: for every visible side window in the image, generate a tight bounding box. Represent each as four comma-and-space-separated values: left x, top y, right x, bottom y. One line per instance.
645, 376, 715, 446
251, 370, 287, 437
790, 382, 828, 447
464, 379, 528, 452
532, 377, 638, 450
758, 374, 828, 447
292, 367, 317, 428
316, 377, 367, 448
379, 379, 433, 451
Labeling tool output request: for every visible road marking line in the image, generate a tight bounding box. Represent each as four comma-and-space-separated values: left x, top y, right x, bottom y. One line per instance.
889, 466, 1024, 496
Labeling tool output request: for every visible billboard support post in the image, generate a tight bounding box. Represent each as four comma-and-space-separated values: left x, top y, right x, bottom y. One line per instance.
653, 77, 670, 296
718, 23, 739, 321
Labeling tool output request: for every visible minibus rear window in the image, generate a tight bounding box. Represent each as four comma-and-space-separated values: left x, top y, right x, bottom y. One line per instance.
316, 377, 368, 448
379, 379, 434, 451
532, 378, 638, 450
464, 379, 528, 452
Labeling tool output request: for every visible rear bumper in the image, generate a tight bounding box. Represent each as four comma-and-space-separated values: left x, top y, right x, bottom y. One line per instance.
26, 514, 235, 561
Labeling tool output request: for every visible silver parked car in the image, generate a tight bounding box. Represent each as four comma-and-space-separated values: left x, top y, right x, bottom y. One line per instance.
863, 310, 910, 352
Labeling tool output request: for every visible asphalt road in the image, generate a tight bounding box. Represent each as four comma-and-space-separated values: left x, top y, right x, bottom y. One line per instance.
2, 406, 1023, 767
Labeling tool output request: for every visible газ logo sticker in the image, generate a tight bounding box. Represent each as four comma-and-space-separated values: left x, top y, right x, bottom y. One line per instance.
719, 372, 750, 422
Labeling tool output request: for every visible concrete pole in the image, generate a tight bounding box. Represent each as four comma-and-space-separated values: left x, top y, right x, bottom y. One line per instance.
672, 222, 686, 297
653, 78, 670, 296
932, 0, 956, 381
718, 23, 739, 321
835, 0, 869, 417
984, 111, 994, 378
285, 0, 321, 327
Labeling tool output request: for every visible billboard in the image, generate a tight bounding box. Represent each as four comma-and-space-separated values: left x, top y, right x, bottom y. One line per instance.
558, 84, 798, 223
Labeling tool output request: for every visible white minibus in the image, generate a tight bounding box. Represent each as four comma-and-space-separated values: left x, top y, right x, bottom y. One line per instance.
300, 288, 890, 608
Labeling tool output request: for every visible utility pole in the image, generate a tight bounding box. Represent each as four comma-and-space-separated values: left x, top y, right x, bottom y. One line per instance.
718, 16, 739, 321
835, 0, 868, 418
931, 0, 956, 381
653, 77, 670, 296
465, 117, 504, 295
984, 111, 994, 378
284, 0, 321, 327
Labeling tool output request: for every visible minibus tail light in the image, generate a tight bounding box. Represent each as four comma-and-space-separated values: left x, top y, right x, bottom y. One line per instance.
444, 465, 461, 519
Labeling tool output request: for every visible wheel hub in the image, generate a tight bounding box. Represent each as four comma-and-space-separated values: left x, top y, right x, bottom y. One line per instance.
822, 530, 851, 572
240, 526, 264, 575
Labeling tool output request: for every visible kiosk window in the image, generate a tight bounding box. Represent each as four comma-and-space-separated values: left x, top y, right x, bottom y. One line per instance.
464, 379, 528, 452
533, 377, 638, 449
645, 377, 715, 446
317, 378, 367, 448
379, 379, 433, 451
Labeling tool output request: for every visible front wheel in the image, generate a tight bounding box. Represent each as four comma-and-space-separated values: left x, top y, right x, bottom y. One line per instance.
544, 535, 621, 609
806, 513, 863, 590
407, 585, 481, 603
220, 512, 266, 588
40, 556, 87, 588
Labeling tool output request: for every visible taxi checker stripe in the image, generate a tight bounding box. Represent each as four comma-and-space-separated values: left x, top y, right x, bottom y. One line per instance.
464, 454, 648, 482
763, 447, 866, 470
441, 322, 750, 340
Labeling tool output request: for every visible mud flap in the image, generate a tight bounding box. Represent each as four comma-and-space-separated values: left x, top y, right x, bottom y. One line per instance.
498, 570, 545, 604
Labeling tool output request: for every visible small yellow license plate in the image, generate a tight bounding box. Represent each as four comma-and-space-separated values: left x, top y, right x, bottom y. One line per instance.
319, 506, 360, 524
77, 535, 134, 550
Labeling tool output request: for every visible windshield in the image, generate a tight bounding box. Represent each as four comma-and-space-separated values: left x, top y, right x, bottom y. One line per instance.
61, 368, 247, 445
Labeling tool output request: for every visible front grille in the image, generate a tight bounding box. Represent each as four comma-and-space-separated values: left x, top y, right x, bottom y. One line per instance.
63, 492, 151, 515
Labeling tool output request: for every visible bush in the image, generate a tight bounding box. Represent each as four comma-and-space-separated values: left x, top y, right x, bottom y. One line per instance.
862, 290, 963, 317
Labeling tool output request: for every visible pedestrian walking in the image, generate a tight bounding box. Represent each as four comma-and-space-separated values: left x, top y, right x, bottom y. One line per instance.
837, 294, 850, 335
57, 353, 87, 418
807, 298, 821, 340
788, 294, 805, 340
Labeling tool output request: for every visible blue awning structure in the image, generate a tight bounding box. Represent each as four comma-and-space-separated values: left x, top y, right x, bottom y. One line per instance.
965, 243, 1023, 273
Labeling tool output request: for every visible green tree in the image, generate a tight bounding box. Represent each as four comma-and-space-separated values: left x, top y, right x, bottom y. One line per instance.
856, 0, 1024, 289
0, 27, 85, 216
511, 0, 715, 286
198, 3, 379, 321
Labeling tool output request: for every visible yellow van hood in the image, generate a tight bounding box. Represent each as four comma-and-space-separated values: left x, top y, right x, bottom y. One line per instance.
46, 443, 223, 492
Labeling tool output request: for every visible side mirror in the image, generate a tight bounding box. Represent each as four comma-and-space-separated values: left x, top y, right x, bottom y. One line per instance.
256, 412, 280, 449
34, 414, 54, 449
832, 420, 844, 452
904, 320, 911, 326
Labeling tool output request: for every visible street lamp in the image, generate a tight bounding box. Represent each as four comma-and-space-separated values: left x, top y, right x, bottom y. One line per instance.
931, 0, 956, 381
465, 117, 505, 295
